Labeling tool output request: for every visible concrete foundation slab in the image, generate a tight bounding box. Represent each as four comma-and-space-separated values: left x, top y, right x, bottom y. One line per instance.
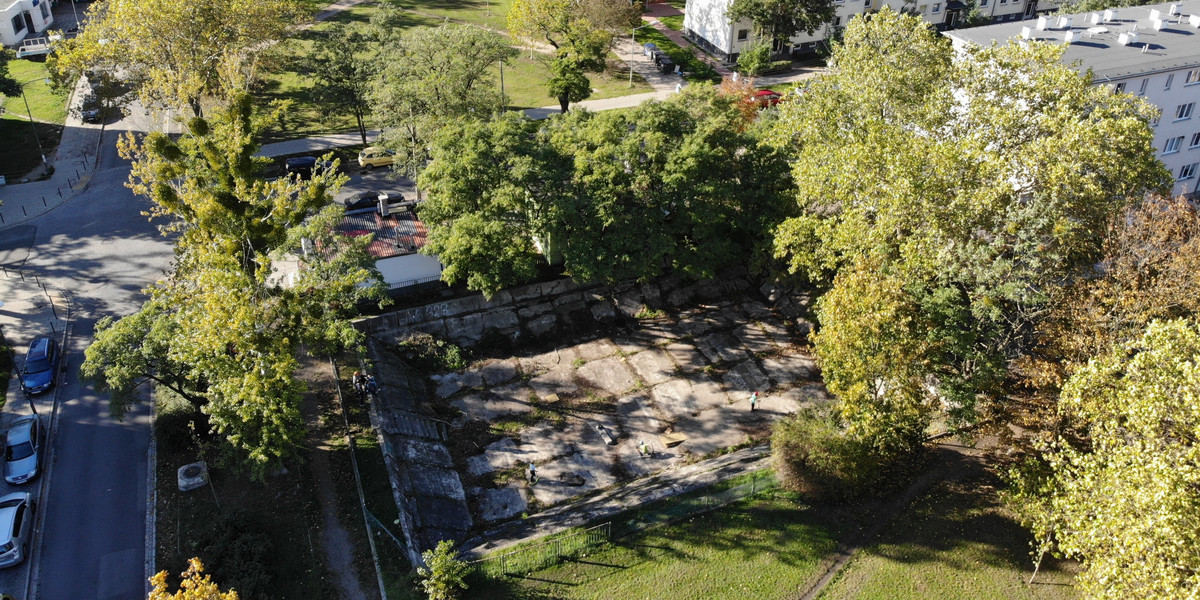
410, 466, 469, 501
575, 338, 618, 361
393, 438, 454, 468
529, 451, 619, 506
688, 374, 732, 412
722, 360, 771, 396
626, 347, 675, 386
478, 360, 519, 386
674, 414, 750, 457
528, 367, 579, 398
695, 332, 749, 364
732, 323, 774, 354
664, 342, 707, 372
466, 438, 533, 477
473, 486, 528, 523
519, 347, 576, 375
650, 379, 699, 418
760, 352, 817, 387
575, 356, 637, 395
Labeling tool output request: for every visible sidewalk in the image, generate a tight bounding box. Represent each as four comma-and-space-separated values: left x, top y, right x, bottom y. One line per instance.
458, 444, 772, 559
0, 75, 102, 232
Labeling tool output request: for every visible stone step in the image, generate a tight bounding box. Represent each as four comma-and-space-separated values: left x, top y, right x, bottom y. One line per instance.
384, 411, 446, 441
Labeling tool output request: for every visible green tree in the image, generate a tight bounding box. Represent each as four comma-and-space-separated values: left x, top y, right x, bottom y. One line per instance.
310, 25, 375, 146
417, 541, 470, 600
958, 0, 993, 27
0, 49, 20, 98
547, 52, 593, 112
52, 0, 307, 116
83, 95, 386, 476
768, 8, 1169, 438
736, 38, 772, 76
727, 0, 836, 52
1026, 319, 1200, 599
1056, 0, 1157, 14
420, 86, 795, 297
369, 21, 516, 177
507, 0, 636, 51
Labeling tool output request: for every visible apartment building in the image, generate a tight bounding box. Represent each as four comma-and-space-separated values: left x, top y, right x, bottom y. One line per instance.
945, 0, 1200, 197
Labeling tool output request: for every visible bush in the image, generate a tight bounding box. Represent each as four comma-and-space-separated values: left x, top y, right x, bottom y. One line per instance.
193, 512, 275, 600
771, 409, 894, 503
395, 333, 470, 373
418, 540, 470, 600
736, 39, 771, 76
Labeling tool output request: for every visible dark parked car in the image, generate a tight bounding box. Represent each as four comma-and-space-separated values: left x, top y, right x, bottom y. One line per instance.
19, 338, 58, 396
285, 156, 319, 180
342, 190, 401, 212
4, 416, 40, 485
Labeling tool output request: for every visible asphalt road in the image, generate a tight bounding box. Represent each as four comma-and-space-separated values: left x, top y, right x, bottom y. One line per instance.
18, 115, 174, 600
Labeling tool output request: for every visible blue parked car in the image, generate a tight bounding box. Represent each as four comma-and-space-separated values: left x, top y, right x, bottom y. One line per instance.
19, 338, 58, 396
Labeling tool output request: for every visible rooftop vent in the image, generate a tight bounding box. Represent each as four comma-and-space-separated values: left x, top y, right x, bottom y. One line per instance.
1151, 17, 1165, 30
1169, 3, 1181, 15
1149, 8, 1162, 20
1189, 13, 1200, 28
1037, 15, 1049, 29
1119, 31, 1139, 45
1056, 16, 1073, 28
1090, 12, 1102, 24
1103, 8, 1118, 21
1064, 30, 1077, 44
1021, 25, 1033, 39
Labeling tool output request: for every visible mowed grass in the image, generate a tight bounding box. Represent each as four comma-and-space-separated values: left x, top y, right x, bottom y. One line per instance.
386, 0, 518, 32
254, 2, 651, 139
818, 476, 1079, 600
2, 58, 67, 123
0, 116, 62, 180
470, 490, 846, 600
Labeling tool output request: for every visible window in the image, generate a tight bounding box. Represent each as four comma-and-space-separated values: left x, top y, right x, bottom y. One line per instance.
737, 29, 748, 41
1114, 82, 1126, 93
1165, 74, 1175, 90
1187, 70, 1200, 85
10, 15, 23, 34
933, 2, 941, 12
1191, 132, 1200, 148
39, 3, 48, 19
1179, 162, 1199, 180
1139, 78, 1149, 95
1000, 0, 1008, 5
1177, 102, 1196, 121
834, 16, 842, 26
981, 0, 988, 5
1165, 136, 1184, 154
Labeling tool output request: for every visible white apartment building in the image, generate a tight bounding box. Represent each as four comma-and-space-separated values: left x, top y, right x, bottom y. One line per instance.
0, 0, 52, 47
945, 0, 1200, 197
683, 0, 1036, 61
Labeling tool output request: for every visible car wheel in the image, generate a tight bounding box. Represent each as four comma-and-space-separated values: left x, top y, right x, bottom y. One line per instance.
364, 163, 374, 171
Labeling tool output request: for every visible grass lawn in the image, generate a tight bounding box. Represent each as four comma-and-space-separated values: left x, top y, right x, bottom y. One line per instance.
2, 58, 68, 124
0, 116, 62, 181
658, 14, 684, 31
386, 0, 518, 32
496, 55, 651, 110
817, 475, 1079, 600
634, 27, 720, 82
469, 489, 847, 600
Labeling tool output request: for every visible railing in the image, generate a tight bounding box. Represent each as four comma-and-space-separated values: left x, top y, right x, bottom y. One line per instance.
470, 470, 778, 578
472, 522, 612, 578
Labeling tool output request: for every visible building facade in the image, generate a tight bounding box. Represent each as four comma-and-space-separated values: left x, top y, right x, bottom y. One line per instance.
0, 0, 52, 47
683, 0, 1037, 61
945, 0, 1200, 197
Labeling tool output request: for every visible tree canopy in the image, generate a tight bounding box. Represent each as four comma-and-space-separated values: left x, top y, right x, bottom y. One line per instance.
52, 0, 307, 115
727, 0, 837, 49
149, 558, 239, 600
83, 95, 386, 476
369, 20, 516, 176
310, 24, 376, 146
768, 8, 1169, 439
419, 86, 795, 298
1030, 318, 1200, 599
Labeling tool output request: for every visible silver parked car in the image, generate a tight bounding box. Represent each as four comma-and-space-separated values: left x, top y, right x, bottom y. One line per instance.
4, 416, 41, 485
0, 492, 34, 569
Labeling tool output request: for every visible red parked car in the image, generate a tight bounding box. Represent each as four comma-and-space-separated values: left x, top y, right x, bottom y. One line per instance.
752, 90, 782, 108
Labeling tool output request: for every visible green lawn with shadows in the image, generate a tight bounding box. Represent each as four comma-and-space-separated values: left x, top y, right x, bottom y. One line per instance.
470, 490, 845, 600
818, 476, 1079, 600
0, 116, 62, 181
3, 58, 67, 124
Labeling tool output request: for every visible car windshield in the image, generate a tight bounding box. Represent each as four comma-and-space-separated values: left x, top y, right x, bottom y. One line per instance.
24, 358, 49, 373
5, 442, 33, 462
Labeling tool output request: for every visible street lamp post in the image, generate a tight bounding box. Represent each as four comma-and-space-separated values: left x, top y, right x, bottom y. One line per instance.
18, 78, 49, 174
629, 20, 661, 87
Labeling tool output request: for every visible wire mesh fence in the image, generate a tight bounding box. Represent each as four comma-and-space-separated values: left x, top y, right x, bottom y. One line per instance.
471, 469, 778, 578
472, 521, 612, 578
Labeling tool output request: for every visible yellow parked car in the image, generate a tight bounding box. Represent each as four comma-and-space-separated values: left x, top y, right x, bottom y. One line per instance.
358, 147, 395, 170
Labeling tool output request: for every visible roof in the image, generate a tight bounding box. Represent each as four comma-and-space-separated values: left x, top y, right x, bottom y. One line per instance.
336, 208, 429, 260
944, 0, 1200, 81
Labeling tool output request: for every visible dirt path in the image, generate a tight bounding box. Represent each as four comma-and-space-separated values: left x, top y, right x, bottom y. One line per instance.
795, 441, 990, 600
298, 354, 375, 600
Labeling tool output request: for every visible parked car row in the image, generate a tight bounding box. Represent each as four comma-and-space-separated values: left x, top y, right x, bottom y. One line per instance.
0, 337, 54, 569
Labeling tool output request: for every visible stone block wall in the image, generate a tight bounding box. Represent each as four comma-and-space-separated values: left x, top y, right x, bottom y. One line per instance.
356, 272, 764, 349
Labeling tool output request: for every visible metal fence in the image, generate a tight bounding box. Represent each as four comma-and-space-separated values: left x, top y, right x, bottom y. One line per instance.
472, 521, 612, 578
471, 469, 778, 578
